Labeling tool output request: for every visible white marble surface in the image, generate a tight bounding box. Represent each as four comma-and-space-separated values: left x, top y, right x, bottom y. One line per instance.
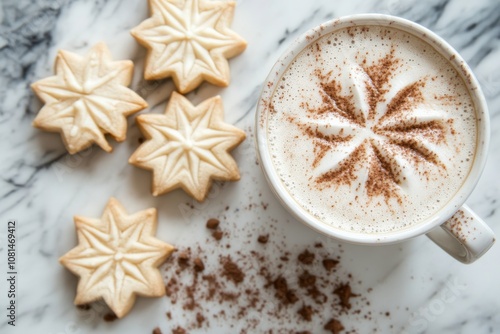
1, 0, 500, 333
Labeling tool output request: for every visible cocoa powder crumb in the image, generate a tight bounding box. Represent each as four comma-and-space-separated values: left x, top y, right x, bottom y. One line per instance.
323, 259, 339, 271
324, 318, 344, 334
298, 271, 316, 288
334, 283, 358, 310
178, 251, 190, 267
166, 312, 172, 319
193, 258, 205, 272
206, 218, 220, 229
221, 256, 245, 284
196, 313, 205, 327
103, 313, 117, 322
257, 234, 269, 244
298, 250, 315, 264
298, 271, 326, 303
273, 276, 298, 305
212, 230, 223, 240
152, 327, 162, 334
165, 277, 178, 302
297, 304, 314, 321
172, 327, 186, 334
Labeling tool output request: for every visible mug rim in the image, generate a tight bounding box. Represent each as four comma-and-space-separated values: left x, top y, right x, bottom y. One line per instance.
255, 13, 490, 245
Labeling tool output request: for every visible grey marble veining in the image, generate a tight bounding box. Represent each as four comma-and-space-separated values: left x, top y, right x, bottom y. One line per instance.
1, 0, 500, 333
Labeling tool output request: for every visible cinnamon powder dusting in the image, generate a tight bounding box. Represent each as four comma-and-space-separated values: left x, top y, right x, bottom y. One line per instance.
285, 47, 451, 205
316, 144, 366, 187
362, 48, 400, 120
366, 143, 402, 205
381, 80, 425, 122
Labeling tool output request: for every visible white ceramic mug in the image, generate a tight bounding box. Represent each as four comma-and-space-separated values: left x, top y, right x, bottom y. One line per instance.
255, 14, 495, 264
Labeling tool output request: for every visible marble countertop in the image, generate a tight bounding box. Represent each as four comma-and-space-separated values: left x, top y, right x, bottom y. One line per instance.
1, 0, 500, 333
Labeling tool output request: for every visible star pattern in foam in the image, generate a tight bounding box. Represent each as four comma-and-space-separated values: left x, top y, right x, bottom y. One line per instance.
296, 50, 448, 203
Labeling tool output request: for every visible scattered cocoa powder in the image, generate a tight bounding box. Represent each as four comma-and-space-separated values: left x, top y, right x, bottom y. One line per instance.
298, 270, 326, 303
272, 276, 298, 305
152, 327, 162, 334
298, 270, 316, 288
324, 318, 345, 334
206, 218, 220, 229
196, 312, 205, 327
334, 283, 358, 310
323, 259, 339, 271
193, 258, 205, 272
177, 251, 190, 268
297, 304, 314, 321
162, 242, 376, 332
103, 313, 117, 322
298, 250, 315, 264
165, 277, 178, 303
221, 256, 245, 284
172, 327, 186, 334
212, 230, 223, 240
257, 234, 269, 244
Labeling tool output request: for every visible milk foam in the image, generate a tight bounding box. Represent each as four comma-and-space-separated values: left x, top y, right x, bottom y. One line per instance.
267, 25, 477, 234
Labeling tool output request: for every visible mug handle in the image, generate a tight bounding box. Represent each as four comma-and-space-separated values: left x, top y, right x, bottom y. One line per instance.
426, 204, 495, 264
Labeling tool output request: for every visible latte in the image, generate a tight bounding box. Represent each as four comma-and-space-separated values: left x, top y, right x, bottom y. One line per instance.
265, 25, 477, 234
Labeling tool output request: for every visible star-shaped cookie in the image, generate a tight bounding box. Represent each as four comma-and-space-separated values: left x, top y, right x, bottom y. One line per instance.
130, 0, 247, 93
59, 197, 174, 318
129, 92, 246, 201
32, 43, 148, 154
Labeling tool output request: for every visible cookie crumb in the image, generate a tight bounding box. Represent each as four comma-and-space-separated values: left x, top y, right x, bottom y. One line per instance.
152, 327, 162, 334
